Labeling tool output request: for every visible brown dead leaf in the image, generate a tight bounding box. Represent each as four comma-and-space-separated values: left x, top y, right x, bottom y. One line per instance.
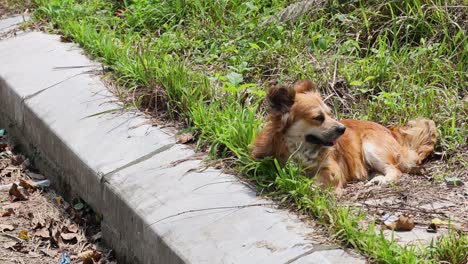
3, 202, 21, 211
9, 183, 28, 201
34, 228, 50, 239
177, 132, 194, 144
78, 250, 95, 260
19, 178, 36, 192
0, 170, 12, 178
32, 219, 45, 230
0, 142, 9, 151
1, 208, 14, 217
3, 241, 19, 249
60, 35, 72, 43
10, 155, 25, 166
67, 224, 79, 233
61, 232, 78, 241
83, 258, 94, 264
92, 251, 102, 262
53, 196, 63, 205
0, 224, 15, 231
4, 241, 27, 253
385, 215, 415, 231
50, 225, 65, 248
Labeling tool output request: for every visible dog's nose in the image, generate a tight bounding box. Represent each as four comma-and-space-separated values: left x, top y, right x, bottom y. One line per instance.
336, 125, 346, 135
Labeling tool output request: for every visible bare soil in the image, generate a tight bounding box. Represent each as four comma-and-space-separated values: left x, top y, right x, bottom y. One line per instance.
341, 150, 468, 238
0, 133, 116, 264
0, 0, 33, 18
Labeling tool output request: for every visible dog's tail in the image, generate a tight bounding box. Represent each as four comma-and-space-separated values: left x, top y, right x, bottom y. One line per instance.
390, 118, 437, 167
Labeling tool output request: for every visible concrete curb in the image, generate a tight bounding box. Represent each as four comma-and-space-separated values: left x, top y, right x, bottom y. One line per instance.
0, 29, 366, 264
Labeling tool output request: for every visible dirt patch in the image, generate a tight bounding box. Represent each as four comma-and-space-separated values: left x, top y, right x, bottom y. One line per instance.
341, 151, 468, 242
0, 132, 116, 263
0, 0, 33, 18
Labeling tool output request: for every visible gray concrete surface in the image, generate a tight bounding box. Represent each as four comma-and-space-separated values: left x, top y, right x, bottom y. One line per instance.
0, 29, 367, 263
0, 15, 26, 33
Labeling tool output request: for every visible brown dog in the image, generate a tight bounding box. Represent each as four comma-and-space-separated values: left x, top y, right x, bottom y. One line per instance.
251, 80, 437, 191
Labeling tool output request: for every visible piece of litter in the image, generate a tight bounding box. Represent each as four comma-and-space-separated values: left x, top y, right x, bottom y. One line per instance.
59, 252, 71, 264
32, 179, 50, 188
0, 129, 5, 137
431, 218, 451, 226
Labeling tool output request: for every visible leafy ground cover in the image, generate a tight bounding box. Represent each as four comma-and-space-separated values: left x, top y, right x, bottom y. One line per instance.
19, 0, 468, 262
0, 131, 115, 263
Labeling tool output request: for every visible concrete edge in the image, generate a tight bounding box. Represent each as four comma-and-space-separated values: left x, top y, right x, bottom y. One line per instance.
0, 30, 367, 264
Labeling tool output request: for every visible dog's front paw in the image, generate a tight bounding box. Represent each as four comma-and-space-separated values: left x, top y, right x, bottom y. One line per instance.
365, 175, 390, 186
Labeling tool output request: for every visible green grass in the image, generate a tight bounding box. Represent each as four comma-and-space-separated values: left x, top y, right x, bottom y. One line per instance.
32, 0, 467, 263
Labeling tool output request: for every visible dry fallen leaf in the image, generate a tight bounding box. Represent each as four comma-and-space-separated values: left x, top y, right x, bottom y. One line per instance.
385, 215, 415, 231
83, 258, 94, 264
1, 208, 14, 217
67, 224, 79, 233
32, 219, 45, 230
3, 241, 26, 252
9, 183, 28, 201
92, 251, 103, 262
78, 250, 95, 260
3, 202, 21, 211
53, 196, 63, 205
78, 249, 102, 263
34, 228, 50, 239
3, 241, 19, 249
177, 132, 194, 144
19, 178, 36, 192
18, 230, 29, 241
10, 155, 25, 166
0, 142, 9, 151
50, 224, 65, 248
0, 224, 15, 231
60, 232, 78, 241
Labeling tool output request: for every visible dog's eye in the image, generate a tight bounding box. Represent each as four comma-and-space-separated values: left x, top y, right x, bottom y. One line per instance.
314, 114, 325, 122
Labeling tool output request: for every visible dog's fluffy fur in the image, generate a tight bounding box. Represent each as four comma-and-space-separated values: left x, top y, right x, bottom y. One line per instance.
251, 80, 437, 191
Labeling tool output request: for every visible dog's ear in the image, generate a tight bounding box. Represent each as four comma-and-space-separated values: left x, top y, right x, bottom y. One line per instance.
267, 85, 295, 113
294, 80, 317, 94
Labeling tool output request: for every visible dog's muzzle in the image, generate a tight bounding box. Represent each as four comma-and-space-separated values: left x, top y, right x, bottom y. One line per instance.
305, 124, 346, 146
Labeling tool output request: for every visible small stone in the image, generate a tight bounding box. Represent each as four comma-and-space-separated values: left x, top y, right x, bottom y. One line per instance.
445, 177, 464, 187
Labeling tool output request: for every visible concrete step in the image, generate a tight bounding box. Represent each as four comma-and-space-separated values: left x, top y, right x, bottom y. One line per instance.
0, 26, 366, 264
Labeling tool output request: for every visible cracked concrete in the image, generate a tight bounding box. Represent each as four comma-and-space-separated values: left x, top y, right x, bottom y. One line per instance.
0, 15, 28, 36
0, 29, 367, 263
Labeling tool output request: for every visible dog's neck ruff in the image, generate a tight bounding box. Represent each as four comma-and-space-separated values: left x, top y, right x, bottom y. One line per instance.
286, 138, 331, 170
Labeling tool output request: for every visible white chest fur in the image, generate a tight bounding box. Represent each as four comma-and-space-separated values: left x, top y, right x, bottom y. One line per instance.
286, 138, 321, 168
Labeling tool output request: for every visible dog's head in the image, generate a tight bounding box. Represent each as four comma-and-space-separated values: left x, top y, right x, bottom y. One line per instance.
268, 80, 346, 147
